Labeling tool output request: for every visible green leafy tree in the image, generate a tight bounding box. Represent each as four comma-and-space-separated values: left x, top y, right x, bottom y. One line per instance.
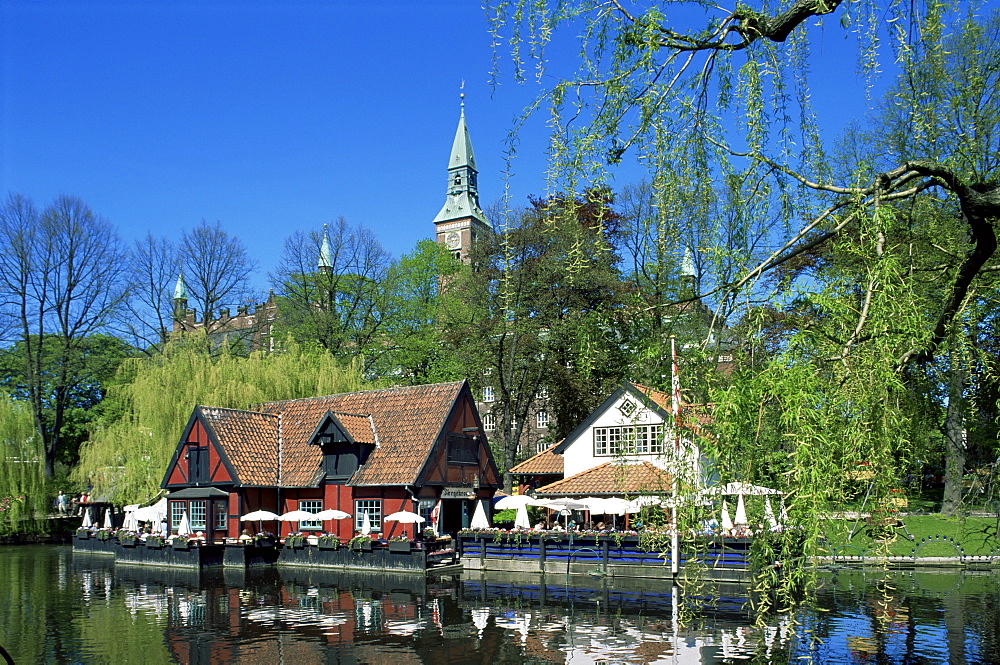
0, 194, 129, 477
75, 340, 368, 504
0, 334, 137, 468
270, 219, 392, 372
449, 189, 632, 485
373, 240, 465, 385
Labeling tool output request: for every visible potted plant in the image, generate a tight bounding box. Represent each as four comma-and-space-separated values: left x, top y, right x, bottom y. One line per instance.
171, 536, 190, 550
76, 527, 91, 540
317, 535, 340, 550
349, 535, 373, 552
254, 532, 276, 547
388, 537, 412, 553
285, 534, 306, 549
118, 532, 138, 547
145, 535, 164, 548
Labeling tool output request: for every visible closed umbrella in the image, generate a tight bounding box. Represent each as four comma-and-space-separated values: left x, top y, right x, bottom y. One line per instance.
764, 497, 778, 531
177, 511, 191, 536
81, 507, 92, 528
720, 500, 733, 534
360, 510, 371, 535
734, 493, 748, 525
123, 505, 140, 532
103, 508, 114, 529
470, 500, 490, 529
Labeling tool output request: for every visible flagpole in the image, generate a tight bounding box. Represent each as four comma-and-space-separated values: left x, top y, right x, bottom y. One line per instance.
671, 336, 680, 577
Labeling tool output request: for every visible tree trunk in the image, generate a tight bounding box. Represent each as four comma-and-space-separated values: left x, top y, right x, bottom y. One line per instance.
941, 351, 966, 516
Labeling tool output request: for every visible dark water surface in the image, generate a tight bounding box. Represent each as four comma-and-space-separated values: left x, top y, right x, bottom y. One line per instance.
0, 545, 997, 663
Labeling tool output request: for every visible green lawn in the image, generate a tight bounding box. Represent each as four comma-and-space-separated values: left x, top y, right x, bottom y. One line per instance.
818, 514, 1000, 557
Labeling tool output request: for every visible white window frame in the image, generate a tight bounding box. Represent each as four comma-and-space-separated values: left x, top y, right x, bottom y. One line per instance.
298, 500, 323, 531
355, 500, 382, 533
593, 424, 664, 457
189, 500, 207, 530
482, 413, 496, 431
536, 410, 549, 429
170, 501, 186, 530
482, 386, 495, 403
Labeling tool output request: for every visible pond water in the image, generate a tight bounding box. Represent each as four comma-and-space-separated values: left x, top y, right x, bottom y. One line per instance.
0, 545, 997, 664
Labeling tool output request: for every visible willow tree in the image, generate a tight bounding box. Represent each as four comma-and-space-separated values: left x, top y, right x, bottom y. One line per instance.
0, 393, 46, 535
75, 338, 367, 505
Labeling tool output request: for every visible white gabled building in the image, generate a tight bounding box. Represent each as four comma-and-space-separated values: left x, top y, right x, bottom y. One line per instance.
537, 382, 712, 497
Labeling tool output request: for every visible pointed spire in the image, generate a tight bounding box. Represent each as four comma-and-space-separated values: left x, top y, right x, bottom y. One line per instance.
681, 246, 695, 278
173, 273, 188, 301
433, 89, 489, 228
318, 224, 333, 273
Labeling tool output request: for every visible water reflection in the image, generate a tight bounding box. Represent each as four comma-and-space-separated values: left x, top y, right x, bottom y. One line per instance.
1, 546, 998, 663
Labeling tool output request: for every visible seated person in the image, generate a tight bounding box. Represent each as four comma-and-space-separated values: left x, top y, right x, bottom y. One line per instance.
238, 529, 253, 542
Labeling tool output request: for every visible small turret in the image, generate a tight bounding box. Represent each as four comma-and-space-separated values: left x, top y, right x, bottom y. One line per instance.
173, 273, 189, 320
680, 247, 697, 297
319, 224, 333, 274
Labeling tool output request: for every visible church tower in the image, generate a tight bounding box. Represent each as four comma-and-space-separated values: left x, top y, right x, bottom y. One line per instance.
433, 93, 490, 263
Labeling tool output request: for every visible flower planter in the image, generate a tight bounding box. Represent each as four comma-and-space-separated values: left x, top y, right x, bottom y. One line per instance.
351, 540, 373, 552
317, 538, 340, 550
285, 536, 306, 549
388, 541, 412, 553
171, 539, 190, 550
76, 530, 90, 540
119, 536, 138, 547
145, 537, 164, 549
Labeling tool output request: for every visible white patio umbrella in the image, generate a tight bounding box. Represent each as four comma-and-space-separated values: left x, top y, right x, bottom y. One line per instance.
384, 510, 426, 524
240, 509, 279, 534
734, 493, 748, 525
81, 507, 92, 528
279, 510, 317, 522
514, 503, 532, 529
701, 482, 783, 496
315, 509, 351, 521
764, 497, 779, 531
240, 510, 280, 521
494, 494, 541, 510
103, 508, 114, 529
579, 497, 608, 514
177, 510, 191, 536
470, 501, 490, 529
720, 499, 734, 533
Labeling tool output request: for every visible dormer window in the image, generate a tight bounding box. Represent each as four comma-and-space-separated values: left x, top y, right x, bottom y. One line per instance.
310, 412, 374, 484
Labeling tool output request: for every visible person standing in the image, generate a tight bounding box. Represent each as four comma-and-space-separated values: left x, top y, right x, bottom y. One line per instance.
56, 491, 68, 516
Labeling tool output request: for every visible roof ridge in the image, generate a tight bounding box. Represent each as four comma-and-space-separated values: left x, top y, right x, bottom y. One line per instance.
198, 405, 276, 418
258, 380, 465, 408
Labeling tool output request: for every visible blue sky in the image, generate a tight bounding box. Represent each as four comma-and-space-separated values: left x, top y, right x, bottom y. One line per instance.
1, 1, 887, 294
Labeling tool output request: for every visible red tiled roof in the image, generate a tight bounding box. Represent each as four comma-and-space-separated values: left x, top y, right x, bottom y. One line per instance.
198, 406, 281, 486
509, 442, 564, 476
534, 461, 673, 497
632, 382, 713, 437
631, 382, 672, 412
259, 381, 464, 487
328, 412, 377, 446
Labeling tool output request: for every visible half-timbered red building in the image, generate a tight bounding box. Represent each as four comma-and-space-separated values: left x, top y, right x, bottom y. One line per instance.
160, 380, 500, 542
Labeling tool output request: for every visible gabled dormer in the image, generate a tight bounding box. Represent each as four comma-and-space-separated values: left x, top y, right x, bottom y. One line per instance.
309, 411, 377, 484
